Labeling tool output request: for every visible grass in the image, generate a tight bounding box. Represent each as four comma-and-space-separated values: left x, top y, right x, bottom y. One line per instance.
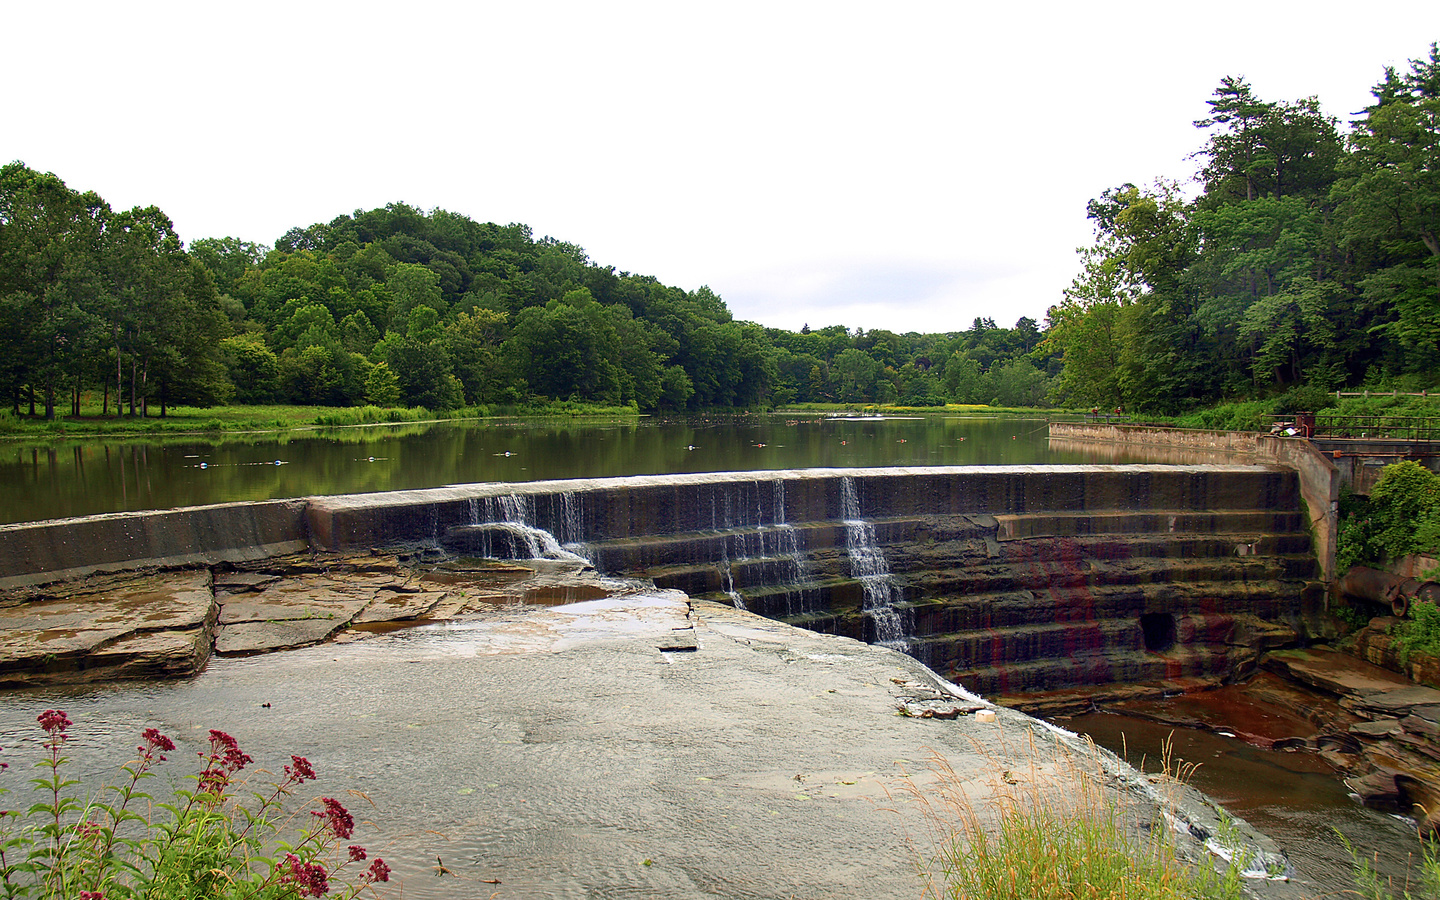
778, 402, 1070, 416
899, 732, 1245, 900
0, 400, 641, 439
1346, 831, 1440, 899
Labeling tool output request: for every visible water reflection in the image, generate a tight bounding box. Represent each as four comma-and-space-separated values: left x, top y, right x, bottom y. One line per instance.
1063, 710, 1421, 891
0, 414, 1143, 525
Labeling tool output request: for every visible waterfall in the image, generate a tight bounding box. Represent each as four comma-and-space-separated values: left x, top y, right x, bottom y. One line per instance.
699, 479, 817, 614
768, 480, 817, 617
559, 490, 588, 558
840, 477, 908, 651
463, 493, 590, 564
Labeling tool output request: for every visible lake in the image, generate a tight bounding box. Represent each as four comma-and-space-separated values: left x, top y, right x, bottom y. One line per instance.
0, 412, 1129, 525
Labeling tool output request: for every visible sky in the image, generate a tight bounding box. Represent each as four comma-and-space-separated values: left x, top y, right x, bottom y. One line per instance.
6, 2, 1437, 335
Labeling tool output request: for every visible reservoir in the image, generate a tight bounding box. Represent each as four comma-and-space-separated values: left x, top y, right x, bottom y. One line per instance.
0, 413, 1131, 525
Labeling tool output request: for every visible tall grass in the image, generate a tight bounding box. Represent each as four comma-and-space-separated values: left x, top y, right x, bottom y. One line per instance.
1346, 831, 1440, 899
900, 734, 1244, 900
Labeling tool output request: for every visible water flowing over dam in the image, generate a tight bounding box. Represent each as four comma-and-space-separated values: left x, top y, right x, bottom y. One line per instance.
301, 465, 1323, 695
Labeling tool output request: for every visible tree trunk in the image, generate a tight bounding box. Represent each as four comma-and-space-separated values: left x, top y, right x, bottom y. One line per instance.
114, 329, 123, 418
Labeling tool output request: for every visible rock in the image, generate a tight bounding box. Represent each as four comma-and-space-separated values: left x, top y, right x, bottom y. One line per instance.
1263, 647, 1414, 699
215, 619, 347, 655
1347, 768, 1404, 808
0, 570, 215, 685
212, 571, 281, 592
1350, 718, 1403, 738
216, 575, 374, 626
353, 590, 448, 623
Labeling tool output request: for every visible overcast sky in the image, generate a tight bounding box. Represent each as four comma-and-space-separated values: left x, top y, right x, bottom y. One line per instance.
7, 2, 1436, 334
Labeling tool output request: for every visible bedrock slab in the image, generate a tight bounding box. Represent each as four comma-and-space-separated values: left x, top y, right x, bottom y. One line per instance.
0, 571, 216, 686
0, 595, 1298, 900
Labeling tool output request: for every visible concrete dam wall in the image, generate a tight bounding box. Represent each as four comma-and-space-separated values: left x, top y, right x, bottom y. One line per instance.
305, 464, 1322, 696
0, 465, 1321, 696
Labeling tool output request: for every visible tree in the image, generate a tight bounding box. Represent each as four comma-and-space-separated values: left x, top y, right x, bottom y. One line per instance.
220, 335, 280, 403
0, 162, 109, 418
1334, 44, 1440, 377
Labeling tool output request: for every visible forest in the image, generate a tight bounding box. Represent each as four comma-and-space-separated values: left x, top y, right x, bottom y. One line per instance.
1048, 44, 1440, 413
1, 44, 1436, 419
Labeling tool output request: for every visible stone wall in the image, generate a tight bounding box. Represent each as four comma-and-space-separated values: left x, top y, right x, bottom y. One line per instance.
1048, 423, 1339, 586
0, 501, 310, 589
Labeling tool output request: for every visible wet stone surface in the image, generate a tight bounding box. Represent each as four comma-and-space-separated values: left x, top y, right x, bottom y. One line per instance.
0, 554, 1313, 898
0, 553, 644, 686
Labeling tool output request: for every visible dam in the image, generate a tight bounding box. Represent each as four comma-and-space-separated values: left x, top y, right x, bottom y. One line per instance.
0, 464, 1324, 698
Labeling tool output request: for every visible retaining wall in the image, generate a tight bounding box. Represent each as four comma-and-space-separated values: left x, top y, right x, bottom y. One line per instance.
1048, 423, 1339, 584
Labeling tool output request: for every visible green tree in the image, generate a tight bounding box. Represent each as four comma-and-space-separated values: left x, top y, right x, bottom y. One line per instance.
0, 162, 108, 418
220, 334, 280, 403
1334, 44, 1440, 377
364, 361, 402, 406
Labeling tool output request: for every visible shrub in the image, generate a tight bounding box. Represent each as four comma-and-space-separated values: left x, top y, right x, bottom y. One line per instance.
0, 710, 391, 899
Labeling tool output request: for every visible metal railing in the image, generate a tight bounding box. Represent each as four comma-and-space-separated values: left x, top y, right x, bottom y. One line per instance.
1310, 414, 1440, 442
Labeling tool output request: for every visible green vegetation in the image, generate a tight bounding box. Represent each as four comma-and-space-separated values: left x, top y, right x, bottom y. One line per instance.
907, 744, 1243, 900
1347, 832, 1440, 899
0, 400, 640, 438
0, 165, 1048, 421
5, 44, 1437, 422
1336, 460, 1440, 663
0, 710, 389, 899
1047, 44, 1440, 414
1338, 461, 1440, 571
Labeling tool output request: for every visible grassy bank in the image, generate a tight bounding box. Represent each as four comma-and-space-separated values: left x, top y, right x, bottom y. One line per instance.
778, 402, 1075, 416
0, 400, 642, 439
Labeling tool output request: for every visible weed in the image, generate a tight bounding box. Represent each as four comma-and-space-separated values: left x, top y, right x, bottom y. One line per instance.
1343, 829, 1440, 899
898, 732, 1244, 900
0, 710, 390, 899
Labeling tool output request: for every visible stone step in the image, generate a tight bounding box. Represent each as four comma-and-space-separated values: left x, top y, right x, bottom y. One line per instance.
943, 646, 1243, 696
583, 511, 1313, 575
993, 509, 1307, 541
902, 555, 1313, 596
900, 580, 1310, 633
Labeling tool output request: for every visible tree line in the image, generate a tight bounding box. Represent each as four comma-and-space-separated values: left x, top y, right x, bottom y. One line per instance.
1046, 44, 1440, 414
0, 167, 1050, 417
9, 44, 1432, 419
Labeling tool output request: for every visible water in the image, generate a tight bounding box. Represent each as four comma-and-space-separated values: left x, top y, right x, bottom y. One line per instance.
1063, 709, 1424, 893
0, 413, 1125, 525
840, 476, 907, 651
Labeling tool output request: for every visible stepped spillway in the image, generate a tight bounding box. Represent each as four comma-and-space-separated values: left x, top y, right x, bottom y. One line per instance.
308, 465, 1322, 696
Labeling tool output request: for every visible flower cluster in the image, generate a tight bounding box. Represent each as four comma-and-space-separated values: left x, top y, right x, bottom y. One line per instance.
1, 713, 392, 899
137, 726, 175, 766
313, 796, 355, 840
196, 729, 252, 796
286, 754, 317, 783
281, 852, 331, 898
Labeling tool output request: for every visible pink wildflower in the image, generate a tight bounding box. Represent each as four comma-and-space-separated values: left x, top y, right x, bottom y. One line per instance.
285, 755, 317, 783
312, 797, 354, 840
37, 710, 71, 736
366, 858, 391, 883
281, 853, 330, 897
138, 727, 174, 761
348, 845, 367, 862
